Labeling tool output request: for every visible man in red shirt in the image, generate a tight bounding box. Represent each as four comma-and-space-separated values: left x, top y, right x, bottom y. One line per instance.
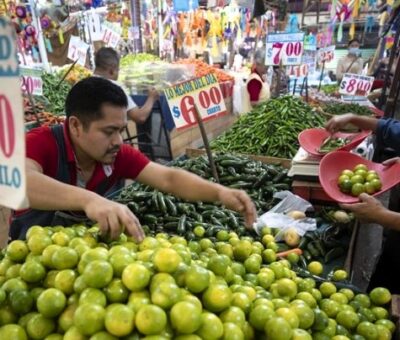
13, 77, 256, 241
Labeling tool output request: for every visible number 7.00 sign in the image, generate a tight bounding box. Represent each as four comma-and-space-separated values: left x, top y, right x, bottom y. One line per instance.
339, 73, 374, 97
265, 33, 305, 66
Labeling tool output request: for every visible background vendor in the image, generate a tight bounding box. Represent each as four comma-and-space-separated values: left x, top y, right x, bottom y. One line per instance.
246, 49, 271, 106
336, 38, 364, 82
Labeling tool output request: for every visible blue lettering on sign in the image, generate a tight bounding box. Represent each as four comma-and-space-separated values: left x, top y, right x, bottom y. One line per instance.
0, 164, 21, 188
172, 106, 181, 118
207, 105, 221, 115
0, 17, 19, 77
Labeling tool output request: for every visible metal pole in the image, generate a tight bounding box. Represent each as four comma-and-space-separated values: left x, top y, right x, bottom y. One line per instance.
318, 61, 325, 91
130, 0, 143, 53
194, 104, 219, 183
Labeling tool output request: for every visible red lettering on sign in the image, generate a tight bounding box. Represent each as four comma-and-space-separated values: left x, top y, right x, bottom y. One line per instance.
180, 95, 197, 125
0, 95, 15, 158
209, 87, 222, 105
199, 90, 211, 109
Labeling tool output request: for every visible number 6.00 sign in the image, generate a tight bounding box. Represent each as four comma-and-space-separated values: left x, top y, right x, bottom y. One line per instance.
265, 33, 305, 66
339, 73, 374, 97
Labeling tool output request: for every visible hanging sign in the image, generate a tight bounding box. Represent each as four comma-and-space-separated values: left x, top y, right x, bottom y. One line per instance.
0, 17, 28, 210
265, 32, 305, 66
20, 67, 43, 96
102, 22, 122, 49
164, 74, 227, 130
67, 36, 89, 66
339, 73, 375, 97
318, 45, 336, 63
87, 12, 102, 41
304, 34, 317, 51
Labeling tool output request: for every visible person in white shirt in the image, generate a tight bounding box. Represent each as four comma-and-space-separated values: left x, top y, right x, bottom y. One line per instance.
336, 39, 364, 82
94, 47, 159, 124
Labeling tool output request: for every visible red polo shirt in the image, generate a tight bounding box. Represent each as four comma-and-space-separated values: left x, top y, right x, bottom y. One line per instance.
26, 124, 150, 191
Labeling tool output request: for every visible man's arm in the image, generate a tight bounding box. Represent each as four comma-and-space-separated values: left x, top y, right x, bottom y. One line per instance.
325, 113, 379, 133
136, 162, 257, 227
128, 88, 159, 124
341, 193, 400, 230
26, 159, 144, 241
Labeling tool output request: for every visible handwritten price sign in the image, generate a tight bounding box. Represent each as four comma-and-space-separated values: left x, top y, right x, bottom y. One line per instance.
164, 74, 227, 130
318, 45, 335, 63
102, 22, 122, 49
0, 17, 28, 209
287, 64, 310, 77
67, 36, 89, 66
20, 67, 43, 96
266, 33, 305, 66
339, 74, 374, 97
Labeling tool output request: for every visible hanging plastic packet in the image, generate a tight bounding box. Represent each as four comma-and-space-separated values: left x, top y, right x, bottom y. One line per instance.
253, 191, 317, 241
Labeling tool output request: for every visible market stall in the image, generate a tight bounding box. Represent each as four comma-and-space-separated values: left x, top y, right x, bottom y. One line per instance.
2, 0, 400, 338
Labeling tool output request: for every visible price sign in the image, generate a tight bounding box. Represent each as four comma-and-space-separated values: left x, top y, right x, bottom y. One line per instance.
266, 33, 305, 66
0, 17, 28, 209
67, 36, 89, 66
339, 73, 375, 97
318, 45, 335, 63
102, 22, 121, 49
287, 64, 310, 77
20, 67, 43, 96
164, 74, 227, 130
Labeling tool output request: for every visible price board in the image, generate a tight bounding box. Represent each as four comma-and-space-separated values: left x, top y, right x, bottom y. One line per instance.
67, 36, 89, 66
318, 45, 335, 63
265, 32, 305, 66
0, 17, 28, 209
20, 67, 43, 96
287, 51, 317, 77
164, 74, 227, 130
339, 73, 375, 97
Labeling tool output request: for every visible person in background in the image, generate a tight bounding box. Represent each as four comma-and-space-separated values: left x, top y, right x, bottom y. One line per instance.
13, 77, 257, 241
246, 49, 271, 106
94, 47, 159, 124
336, 39, 364, 82
270, 65, 289, 98
325, 112, 400, 292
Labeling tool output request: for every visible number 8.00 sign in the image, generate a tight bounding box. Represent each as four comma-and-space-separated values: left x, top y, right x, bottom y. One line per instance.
265, 33, 305, 66
339, 74, 374, 97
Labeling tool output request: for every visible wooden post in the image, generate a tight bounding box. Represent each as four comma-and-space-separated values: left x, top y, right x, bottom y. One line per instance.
193, 104, 219, 183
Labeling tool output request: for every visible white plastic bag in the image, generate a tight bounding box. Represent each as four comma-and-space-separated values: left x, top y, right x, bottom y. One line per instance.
253, 191, 317, 240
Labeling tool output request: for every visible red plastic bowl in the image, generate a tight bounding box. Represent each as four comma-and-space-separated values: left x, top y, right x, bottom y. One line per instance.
369, 106, 384, 118
319, 151, 400, 203
298, 128, 371, 157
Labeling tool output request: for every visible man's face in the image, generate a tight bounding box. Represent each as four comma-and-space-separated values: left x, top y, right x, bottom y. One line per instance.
70, 104, 127, 164
349, 41, 360, 49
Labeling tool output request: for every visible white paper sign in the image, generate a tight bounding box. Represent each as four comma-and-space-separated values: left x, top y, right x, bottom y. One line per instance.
67, 36, 89, 66
164, 74, 227, 130
20, 67, 43, 96
339, 73, 375, 97
318, 45, 335, 63
266, 33, 305, 66
0, 17, 28, 209
102, 22, 121, 49
87, 12, 103, 41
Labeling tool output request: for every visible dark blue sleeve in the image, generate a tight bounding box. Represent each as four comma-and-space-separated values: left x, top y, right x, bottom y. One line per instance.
376, 118, 400, 154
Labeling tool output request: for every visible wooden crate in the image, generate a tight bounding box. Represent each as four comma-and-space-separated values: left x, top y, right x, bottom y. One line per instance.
170, 101, 237, 159
185, 148, 292, 169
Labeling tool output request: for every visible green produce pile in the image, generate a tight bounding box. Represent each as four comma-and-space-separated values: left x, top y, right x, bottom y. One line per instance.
323, 103, 373, 117
318, 137, 349, 154
320, 85, 339, 96
211, 97, 325, 158
0, 225, 395, 340
42, 73, 72, 116
0, 225, 395, 339
120, 53, 160, 68
114, 154, 291, 238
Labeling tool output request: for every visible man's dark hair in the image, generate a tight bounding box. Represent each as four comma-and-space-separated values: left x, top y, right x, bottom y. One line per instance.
65, 77, 128, 128
348, 38, 360, 46
95, 47, 120, 70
